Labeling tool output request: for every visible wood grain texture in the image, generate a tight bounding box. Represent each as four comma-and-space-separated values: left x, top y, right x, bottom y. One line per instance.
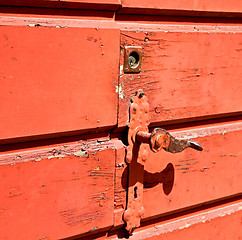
119, 0, 242, 16
114, 200, 242, 240
0, 140, 117, 240
118, 30, 242, 128
114, 121, 242, 226
0, 26, 120, 143
145, 204, 242, 240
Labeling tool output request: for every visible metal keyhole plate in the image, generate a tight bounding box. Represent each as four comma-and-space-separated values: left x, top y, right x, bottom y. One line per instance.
124, 46, 142, 73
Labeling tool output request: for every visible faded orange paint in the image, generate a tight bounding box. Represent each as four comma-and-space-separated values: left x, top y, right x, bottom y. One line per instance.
0, 26, 119, 143
114, 120, 242, 226
0, 140, 118, 239
0, 1, 241, 239
120, 0, 242, 15
113, 200, 242, 240
118, 30, 242, 128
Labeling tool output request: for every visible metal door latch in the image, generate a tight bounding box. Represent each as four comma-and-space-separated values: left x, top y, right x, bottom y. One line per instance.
123, 90, 203, 234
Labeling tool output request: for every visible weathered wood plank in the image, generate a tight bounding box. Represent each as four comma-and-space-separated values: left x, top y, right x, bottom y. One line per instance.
147, 212, 242, 240
119, 0, 242, 16
114, 121, 242, 226
0, 11, 117, 29
118, 30, 242, 127
120, 201, 242, 240
0, 26, 120, 143
0, 140, 117, 239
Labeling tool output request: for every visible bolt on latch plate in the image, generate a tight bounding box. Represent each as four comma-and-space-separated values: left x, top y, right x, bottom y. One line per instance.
123, 90, 203, 235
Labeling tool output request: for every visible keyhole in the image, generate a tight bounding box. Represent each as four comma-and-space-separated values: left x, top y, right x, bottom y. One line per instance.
134, 186, 138, 199
128, 56, 136, 66
128, 51, 140, 68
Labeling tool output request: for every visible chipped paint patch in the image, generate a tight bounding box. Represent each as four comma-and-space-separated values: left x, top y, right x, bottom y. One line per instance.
47, 154, 66, 159
116, 83, 125, 99
33, 158, 42, 162
74, 150, 88, 157
28, 23, 41, 27
179, 222, 191, 229
120, 65, 124, 74
0, 139, 117, 166
28, 23, 36, 27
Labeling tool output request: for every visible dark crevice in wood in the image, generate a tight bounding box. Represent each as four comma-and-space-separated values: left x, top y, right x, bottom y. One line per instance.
1, 114, 241, 153
107, 194, 242, 239
113, 114, 242, 137
0, 3, 121, 12
0, 127, 111, 153
116, 10, 242, 19
149, 113, 242, 130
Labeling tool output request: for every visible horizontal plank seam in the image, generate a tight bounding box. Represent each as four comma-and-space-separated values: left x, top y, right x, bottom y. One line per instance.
0, 121, 241, 165
1, 3, 242, 17
113, 201, 242, 239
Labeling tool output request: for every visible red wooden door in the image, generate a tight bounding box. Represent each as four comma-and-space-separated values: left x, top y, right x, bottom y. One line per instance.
0, 1, 241, 239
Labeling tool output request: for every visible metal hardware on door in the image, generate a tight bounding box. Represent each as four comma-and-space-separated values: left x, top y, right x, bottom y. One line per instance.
123, 46, 142, 73
123, 89, 203, 234
136, 128, 203, 153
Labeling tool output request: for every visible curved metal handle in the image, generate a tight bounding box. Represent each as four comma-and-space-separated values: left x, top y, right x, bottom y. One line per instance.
136, 128, 203, 153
